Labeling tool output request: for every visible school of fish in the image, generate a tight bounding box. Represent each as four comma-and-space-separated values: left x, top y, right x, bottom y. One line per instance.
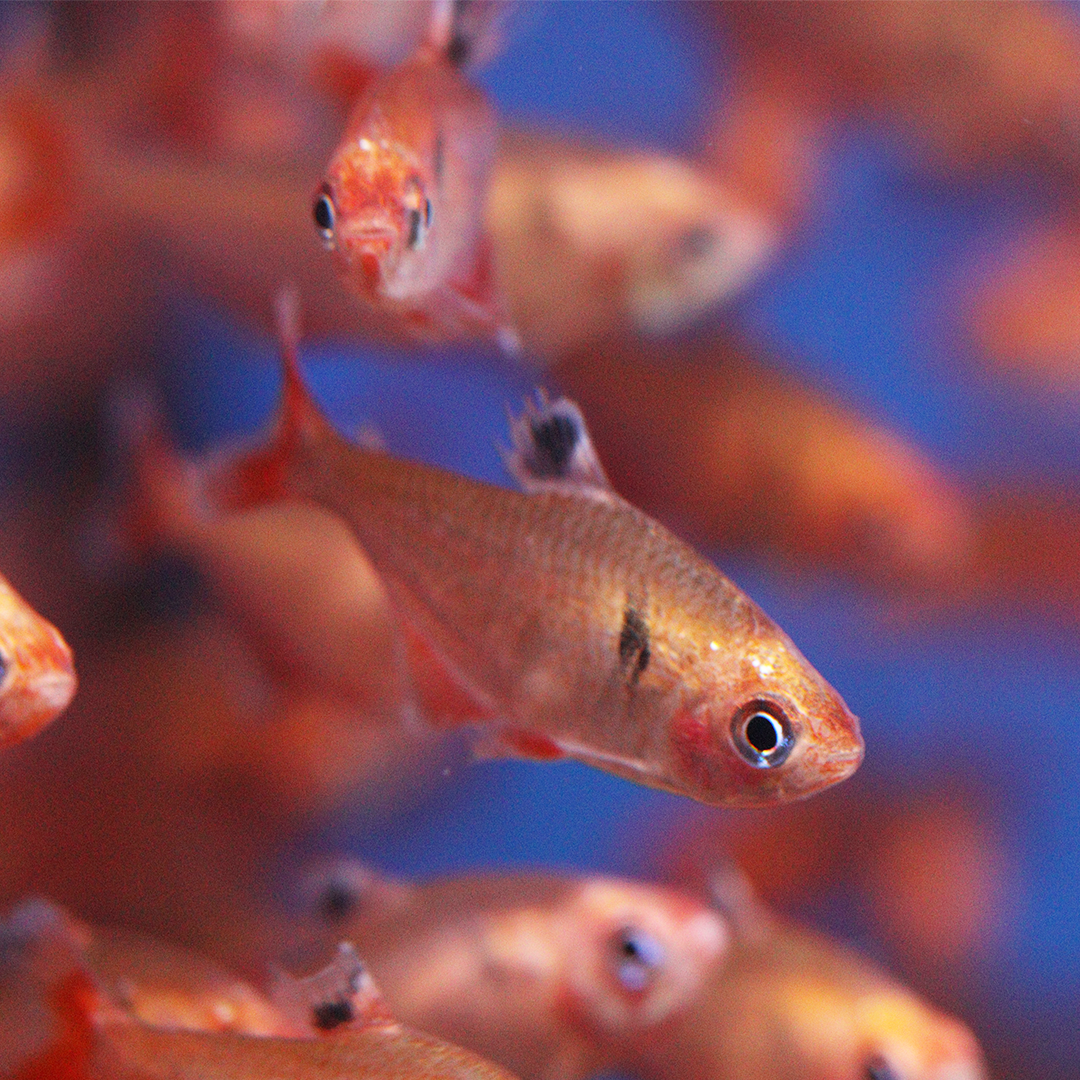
5, 0, 1062, 1077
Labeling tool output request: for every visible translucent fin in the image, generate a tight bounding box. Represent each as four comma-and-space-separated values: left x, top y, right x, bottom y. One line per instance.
504, 392, 615, 499
271, 943, 394, 1034
707, 863, 770, 941
473, 727, 567, 762
426, 0, 519, 69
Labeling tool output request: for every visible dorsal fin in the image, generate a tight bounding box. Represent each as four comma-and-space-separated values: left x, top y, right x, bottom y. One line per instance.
271, 943, 395, 1035
707, 863, 770, 942
425, 0, 516, 69
504, 391, 616, 500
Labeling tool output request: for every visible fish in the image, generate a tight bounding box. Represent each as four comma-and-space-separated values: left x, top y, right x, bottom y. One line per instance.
487, 130, 778, 357
206, 292, 862, 806
631, 869, 987, 1080
0, 570, 76, 748
284, 860, 730, 1080
314, 1, 515, 349
1, 898, 522, 1080
552, 334, 972, 592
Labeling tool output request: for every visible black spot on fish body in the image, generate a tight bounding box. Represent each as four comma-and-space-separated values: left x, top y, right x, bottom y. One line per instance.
530, 412, 580, 477
406, 207, 423, 249
619, 606, 650, 684
312, 997, 354, 1031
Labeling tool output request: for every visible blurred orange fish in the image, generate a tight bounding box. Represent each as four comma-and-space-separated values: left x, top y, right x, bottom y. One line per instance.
284, 860, 729, 1080
0, 572, 75, 748
313, 3, 515, 349
209, 293, 862, 806
1, 898, 521, 1080
633, 870, 988, 1080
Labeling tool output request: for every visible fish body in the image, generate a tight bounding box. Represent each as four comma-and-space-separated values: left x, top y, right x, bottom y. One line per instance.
0, 572, 76, 748
315, 38, 510, 346
638, 895, 987, 1080
1, 899, 520, 1080
220, 308, 861, 806
288, 862, 730, 1080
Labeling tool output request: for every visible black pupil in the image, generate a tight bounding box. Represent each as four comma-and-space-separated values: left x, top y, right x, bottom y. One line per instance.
620, 934, 643, 960
865, 1057, 901, 1080
745, 712, 780, 754
314, 196, 333, 231
406, 208, 423, 248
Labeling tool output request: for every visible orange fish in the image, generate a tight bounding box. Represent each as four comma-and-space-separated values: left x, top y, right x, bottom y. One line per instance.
313, 3, 515, 348
1, 899, 522, 1080
0, 572, 76, 748
632, 871, 988, 1080
284, 860, 730, 1080
207, 293, 862, 806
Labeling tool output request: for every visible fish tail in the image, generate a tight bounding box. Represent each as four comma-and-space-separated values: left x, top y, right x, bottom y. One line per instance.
213, 286, 334, 511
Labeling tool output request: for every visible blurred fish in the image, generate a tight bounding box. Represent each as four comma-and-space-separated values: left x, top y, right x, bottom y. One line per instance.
707, 1, 1080, 182
285, 860, 729, 1080
205, 295, 862, 806
553, 335, 971, 594
965, 219, 1080, 394
0, 570, 75, 748
1, 898, 522, 1080
314, 1, 514, 349
633, 870, 987, 1080
487, 131, 777, 357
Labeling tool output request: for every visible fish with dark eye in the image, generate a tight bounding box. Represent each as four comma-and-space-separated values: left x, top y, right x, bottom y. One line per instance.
280, 861, 730, 1080
314, 1, 516, 349
203, 293, 861, 809
0, 571, 76, 748
629, 869, 988, 1080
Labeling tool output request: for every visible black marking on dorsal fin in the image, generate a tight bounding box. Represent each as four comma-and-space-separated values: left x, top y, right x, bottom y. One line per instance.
272, 942, 393, 1033
505, 391, 615, 498
618, 606, 650, 685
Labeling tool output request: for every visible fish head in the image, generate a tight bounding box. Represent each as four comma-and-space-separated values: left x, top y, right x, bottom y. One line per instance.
554, 879, 729, 1043
667, 610, 863, 806
0, 575, 76, 748
315, 126, 435, 298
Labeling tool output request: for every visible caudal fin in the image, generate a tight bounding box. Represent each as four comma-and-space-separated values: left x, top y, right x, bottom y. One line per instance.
210, 286, 334, 512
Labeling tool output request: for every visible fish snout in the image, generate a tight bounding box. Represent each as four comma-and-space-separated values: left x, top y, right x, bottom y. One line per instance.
0, 619, 76, 745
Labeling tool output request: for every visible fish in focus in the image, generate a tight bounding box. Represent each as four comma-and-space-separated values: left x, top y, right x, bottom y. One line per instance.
631, 870, 987, 1080
313, 2, 515, 349
0, 571, 75, 748
207, 293, 862, 806
1, 897, 523, 1080
283, 860, 730, 1080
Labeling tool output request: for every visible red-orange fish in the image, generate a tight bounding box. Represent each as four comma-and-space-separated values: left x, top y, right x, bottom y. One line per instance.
207, 294, 862, 806
632, 871, 988, 1080
1, 899, 522, 1080
0, 571, 75, 748
313, 4, 514, 348
285, 861, 730, 1080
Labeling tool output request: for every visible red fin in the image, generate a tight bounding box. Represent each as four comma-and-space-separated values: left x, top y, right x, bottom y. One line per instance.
308, 48, 379, 107
401, 621, 494, 727
212, 287, 335, 512
12, 969, 98, 1080
493, 728, 567, 762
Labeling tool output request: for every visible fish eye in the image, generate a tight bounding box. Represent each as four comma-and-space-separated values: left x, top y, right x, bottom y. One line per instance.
313, 185, 336, 247
864, 1056, 902, 1080
610, 926, 665, 993
731, 701, 793, 768
317, 879, 357, 923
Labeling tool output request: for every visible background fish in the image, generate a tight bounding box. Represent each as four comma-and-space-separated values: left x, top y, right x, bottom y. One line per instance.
314, 4, 512, 348
284, 861, 729, 1080
0, 571, 75, 749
